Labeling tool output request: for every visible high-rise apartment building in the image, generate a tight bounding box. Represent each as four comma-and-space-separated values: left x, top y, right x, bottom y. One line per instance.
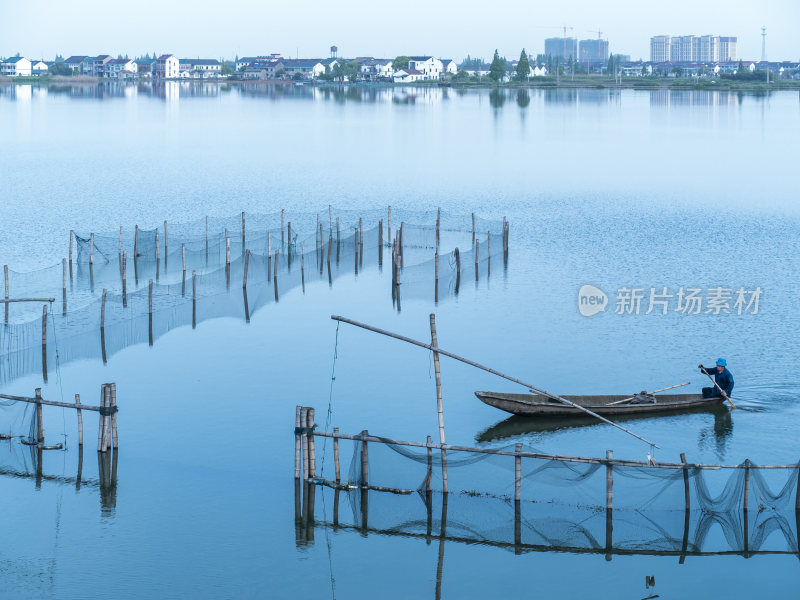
578, 39, 609, 63
544, 37, 578, 60
718, 37, 737, 61
651, 34, 737, 62
650, 35, 671, 62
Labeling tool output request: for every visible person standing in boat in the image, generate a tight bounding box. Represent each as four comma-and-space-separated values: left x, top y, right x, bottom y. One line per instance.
699, 359, 734, 398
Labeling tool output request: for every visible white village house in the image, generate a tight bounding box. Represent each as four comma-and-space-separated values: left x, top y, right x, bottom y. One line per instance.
407, 56, 443, 80
393, 68, 424, 83
440, 59, 458, 75
30, 60, 49, 75
154, 54, 180, 79
0, 56, 32, 76
105, 59, 138, 79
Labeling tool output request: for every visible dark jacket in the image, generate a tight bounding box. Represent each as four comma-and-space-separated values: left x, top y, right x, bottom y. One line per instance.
703, 366, 734, 396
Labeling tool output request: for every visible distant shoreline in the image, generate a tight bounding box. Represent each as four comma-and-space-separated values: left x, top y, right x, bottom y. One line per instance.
2, 74, 798, 92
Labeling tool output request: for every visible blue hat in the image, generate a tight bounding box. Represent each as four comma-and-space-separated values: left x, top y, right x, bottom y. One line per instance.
716, 358, 727, 367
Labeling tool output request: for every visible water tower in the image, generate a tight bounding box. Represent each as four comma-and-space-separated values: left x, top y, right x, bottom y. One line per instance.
330, 46, 338, 58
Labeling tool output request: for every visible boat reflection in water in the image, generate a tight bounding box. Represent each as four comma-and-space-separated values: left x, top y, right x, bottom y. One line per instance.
476, 404, 733, 444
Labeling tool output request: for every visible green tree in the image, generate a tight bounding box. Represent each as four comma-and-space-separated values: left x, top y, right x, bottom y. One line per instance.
488, 49, 505, 82
453, 69, 469, 81
342, 61, 361, 82
55, 54, 64, 62
292, 72, 304, 81
516, 49, 530, 81
275, 68, 286, 78
48, 62, 72, 76
220, 61, 234, 76
392, 56, 410, 70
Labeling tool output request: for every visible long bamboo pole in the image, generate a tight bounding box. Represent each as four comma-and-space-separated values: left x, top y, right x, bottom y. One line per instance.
330, 315, 660, 448
607, 382, 691, 406
430, 314, 448, 493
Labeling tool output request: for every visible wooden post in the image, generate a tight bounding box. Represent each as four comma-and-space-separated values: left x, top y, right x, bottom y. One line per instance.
268, 232, 272, 280
743, 458, 750, 512
225, 233, 230, 268
192, 270, 197, 329
182, 244, 186, 274
121, 251, 127, 307
399, 222, 404, 268
155, 231, 160, 266
243, 249, 250, 288
274, 250, 279, 301
241, 211, 245, 251
294, 406, 302, 479
454, 248, 460, 294
515, 443, 522, 502
300, 407, 309, 480
378, 219, 383, 265
110, 383, 118, 450
360, 429, 369, 487
164, 220, 168, 259
306, 408, 316, 478
387, 205, 391, 244
333, 427, 341, 483
69, 230, 74, 265
105, 384, 112, 451
680, 453, 690, 511
281, 209, 285, 249
475, 239, 479, 282
336, 218, 340, 249
426, 435, 433, 493
430, 314, 448, 494
471, 212, 475, 245
434, 251, 439, 303
133, 225, 138, 258
97, 385, 105, 452
320, 223, 325, 274
287, 222, 291, 254
41, 304, 48, 382
3, 264, 7, 324
436, 207, 440, 248
75, 394, 83, 446
35, 388, 44, 443
606, 450, 614, 510
101, 289, 107, 330
62, 258, 67, 315
606, 449, 613, 561
148, 279, 153, 315
89, 233, 94, 265
205, 216, 209, 256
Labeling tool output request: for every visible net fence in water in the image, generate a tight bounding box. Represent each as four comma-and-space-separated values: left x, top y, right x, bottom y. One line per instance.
0, 209, 507, 384
302, 430, 800, 557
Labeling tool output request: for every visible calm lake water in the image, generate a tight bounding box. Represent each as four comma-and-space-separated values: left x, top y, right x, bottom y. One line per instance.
1, 82, 800, 598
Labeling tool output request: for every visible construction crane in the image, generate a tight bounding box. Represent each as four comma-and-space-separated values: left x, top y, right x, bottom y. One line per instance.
534, 25, 575, 59
586, 29, 604, 61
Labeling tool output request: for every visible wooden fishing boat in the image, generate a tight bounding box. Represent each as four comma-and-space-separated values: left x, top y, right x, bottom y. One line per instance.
475, 391, 725, 417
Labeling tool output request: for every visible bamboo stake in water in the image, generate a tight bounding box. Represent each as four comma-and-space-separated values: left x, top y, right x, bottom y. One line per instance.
164, 220, 168, 259
241, 212, 245, 251
387, 205, 391, 244
281, 209, 285, 249
515, 443, 522, 501
330, 315, 661, 448
192, 270, 197, 329
75, 394, 83, 446
69, 230, 74, 264
62, 258, 67, 315
41, 305, 48, 382
35, 388, 44, 443
429, 314, 448, 494
122, 251, 127, 307
243, 249, 250, 288
333, 427, 341, 483
3, 265, 7, 324
294, 406, 302, 479
110, 383, 118, 449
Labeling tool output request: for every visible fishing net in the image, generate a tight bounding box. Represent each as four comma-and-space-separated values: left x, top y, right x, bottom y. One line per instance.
0, 209, 507, 384
301, 435, 800, 556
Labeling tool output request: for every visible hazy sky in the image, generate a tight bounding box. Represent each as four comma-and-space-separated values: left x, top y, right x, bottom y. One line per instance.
1, 0, 798, 62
